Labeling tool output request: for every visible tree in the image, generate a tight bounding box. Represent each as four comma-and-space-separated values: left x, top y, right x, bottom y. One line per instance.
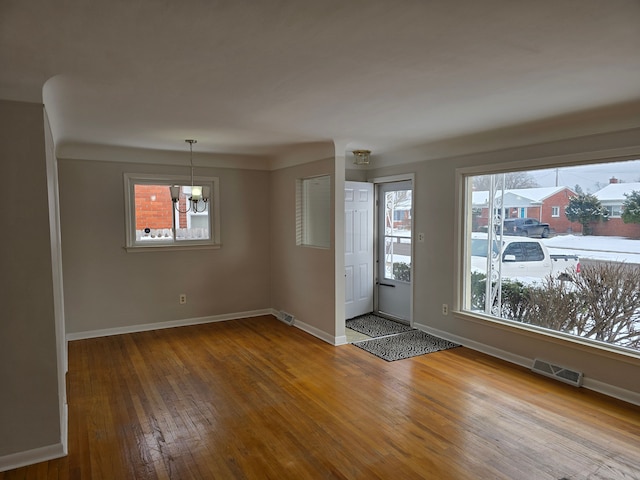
472, 172, 539, 191
565, 193, 608, 235
621, 190, 640, 224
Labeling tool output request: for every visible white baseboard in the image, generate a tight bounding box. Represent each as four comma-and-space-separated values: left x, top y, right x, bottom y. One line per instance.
0, 443, 66, 473
414, 322, 640, 407
268, 308, 343, 345
66, 309, 273, 341
334, 335, 348, 346
294, 319, 338, 345
582, 377, 640, 406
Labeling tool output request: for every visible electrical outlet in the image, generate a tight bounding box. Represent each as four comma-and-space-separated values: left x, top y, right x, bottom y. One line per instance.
417, 232, 425, 242
442, 303, 449, 315
179, 294, 187, 305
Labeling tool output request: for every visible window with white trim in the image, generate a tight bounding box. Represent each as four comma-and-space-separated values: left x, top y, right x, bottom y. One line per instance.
124, 174, 220, 250
296, 175, 331, 248
460, 159, 640, 357
604, 205, 623, 218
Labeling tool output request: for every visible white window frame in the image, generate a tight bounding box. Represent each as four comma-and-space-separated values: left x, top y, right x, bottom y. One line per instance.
454, 149, 640, 362
124, 173, 221, 252
551, 206, 560, 217
296, 174, 332, 249
604, 204, 623, 218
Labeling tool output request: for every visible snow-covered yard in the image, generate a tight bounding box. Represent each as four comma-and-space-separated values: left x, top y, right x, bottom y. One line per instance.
543, 235, 640, 264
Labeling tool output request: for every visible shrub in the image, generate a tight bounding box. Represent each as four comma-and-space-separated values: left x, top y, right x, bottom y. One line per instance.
393, 262, 411, 282
471, 263, 640, 350
469, 272, 531, 321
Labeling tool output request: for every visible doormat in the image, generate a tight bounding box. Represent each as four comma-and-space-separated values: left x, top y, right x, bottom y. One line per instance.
353, 330, 460, 362
346, 313, 413, 338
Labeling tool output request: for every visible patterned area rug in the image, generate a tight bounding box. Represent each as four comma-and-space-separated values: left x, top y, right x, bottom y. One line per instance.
346, 314, 413, 338
353, 330, 460, 362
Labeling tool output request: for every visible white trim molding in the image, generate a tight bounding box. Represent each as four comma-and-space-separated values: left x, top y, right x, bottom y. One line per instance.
66, 309, 272, 341
268, 309, 344, 346
0, 443, 66, 473
293, 318, 342, 345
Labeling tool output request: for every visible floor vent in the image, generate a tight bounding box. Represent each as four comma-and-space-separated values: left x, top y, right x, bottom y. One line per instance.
532, 359, 583, 387
279, 311, 295, 326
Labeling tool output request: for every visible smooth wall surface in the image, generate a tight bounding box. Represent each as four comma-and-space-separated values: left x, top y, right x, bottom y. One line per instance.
0, 100, 61, 456
270, 157, 337, 338
368, 128, 640, 396
58, 159, 271, 334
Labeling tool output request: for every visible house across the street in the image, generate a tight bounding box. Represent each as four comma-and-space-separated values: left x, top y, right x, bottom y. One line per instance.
472, 186, 579, 234
591, 178, 640, 238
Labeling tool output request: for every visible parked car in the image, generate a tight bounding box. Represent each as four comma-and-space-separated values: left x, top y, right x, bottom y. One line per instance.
501, 218, 551, 238
471, 233, 579, 281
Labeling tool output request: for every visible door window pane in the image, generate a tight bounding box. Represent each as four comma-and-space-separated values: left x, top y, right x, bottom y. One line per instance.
383, 189, 412, 282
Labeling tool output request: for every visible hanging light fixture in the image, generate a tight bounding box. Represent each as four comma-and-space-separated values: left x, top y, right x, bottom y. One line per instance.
170, 139, 210, 213
352, 149, 371, 165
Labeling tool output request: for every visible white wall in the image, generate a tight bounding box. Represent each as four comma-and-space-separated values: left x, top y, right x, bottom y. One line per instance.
58, 159, 271, 335
0, 100, 63, 463
269, 156, 337, 342
368, 128, 640, 400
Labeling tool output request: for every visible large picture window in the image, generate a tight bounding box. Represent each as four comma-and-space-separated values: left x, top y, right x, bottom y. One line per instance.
124, 174, 220, 250
459, 159, 640, 356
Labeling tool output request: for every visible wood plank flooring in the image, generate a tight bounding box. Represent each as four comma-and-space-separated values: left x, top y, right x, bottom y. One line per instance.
2, 315, 639, 479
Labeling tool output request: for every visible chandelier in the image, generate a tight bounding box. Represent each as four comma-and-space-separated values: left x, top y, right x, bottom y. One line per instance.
170, 139, 209, 213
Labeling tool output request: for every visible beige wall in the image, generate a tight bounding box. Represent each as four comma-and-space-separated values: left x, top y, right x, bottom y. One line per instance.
0, 100, 62, 457
368, 128, 640, 396
58, 159, 271, 334
269, 157, 337, 338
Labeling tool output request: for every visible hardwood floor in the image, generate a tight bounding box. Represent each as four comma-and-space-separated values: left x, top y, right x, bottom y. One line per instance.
2, 315, 639, 479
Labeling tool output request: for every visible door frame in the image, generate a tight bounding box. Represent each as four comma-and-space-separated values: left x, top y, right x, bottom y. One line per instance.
370, 173, 415, 326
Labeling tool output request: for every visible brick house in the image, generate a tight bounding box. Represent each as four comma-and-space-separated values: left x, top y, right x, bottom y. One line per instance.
472, 186, 580, 234
134, 184, 199, 234
591, 179, 640, 238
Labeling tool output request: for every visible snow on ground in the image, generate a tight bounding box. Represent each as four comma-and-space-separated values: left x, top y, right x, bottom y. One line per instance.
543, 235, 640, 264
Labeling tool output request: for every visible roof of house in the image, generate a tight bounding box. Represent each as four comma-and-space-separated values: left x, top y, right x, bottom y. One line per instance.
593, 182, 640, 202
472, 186, 573, 207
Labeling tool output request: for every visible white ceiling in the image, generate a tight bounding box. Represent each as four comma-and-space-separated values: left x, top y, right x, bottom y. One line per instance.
2, 0, 640, 165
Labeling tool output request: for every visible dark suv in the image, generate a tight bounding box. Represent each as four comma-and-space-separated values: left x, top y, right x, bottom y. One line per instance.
502, 218, 551, 238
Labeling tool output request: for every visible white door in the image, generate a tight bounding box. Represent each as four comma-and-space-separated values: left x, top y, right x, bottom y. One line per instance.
377, 180, 412, 322
345, 181, 374, 320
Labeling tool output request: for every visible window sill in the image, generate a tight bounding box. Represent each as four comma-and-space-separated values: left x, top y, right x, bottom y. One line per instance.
124, 243, 222, 253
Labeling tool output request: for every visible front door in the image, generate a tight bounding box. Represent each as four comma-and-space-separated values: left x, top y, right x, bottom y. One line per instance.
376, 180, 412, 322
345, 181, 374, 319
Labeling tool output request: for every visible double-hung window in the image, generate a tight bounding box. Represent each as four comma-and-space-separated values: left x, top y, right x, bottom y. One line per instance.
124, 173, 220, 250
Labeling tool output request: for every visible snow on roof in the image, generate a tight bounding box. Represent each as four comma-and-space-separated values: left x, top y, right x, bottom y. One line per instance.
472, 186, 571, 206
503, 186, 571, 202
593, 182, 640, 202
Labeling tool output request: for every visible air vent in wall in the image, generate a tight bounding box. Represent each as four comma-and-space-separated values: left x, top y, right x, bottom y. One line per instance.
532, 359, 583, 387
279, 311, 295, 326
